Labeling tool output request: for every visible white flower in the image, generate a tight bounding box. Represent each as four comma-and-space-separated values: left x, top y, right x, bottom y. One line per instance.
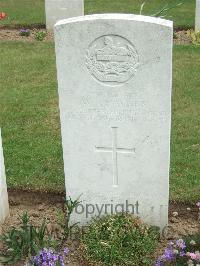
187, 259, 194, 266
173, 249, 179, 254
172, 211, 178, 217
190, 240, 196, 245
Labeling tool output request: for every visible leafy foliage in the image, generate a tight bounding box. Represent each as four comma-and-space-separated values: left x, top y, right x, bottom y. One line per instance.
19, 29, 30, 37
81, 213, 159, 266
57, 196, 81, 241
0, 212, 55, 264
187, 30, 200, 45
35, 31, 46, 41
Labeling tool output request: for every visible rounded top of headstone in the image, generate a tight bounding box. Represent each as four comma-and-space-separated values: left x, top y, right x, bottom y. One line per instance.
54, 13, 173, 28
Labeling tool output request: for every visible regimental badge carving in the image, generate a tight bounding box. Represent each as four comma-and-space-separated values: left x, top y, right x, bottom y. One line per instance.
86, 35, 139, 86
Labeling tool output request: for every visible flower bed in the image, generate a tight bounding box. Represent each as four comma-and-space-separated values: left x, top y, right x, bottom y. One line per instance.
0, 194, 199, 265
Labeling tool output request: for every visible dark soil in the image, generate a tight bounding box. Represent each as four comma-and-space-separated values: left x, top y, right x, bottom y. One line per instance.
0, 190, 89, 266
0, 29, 193, 45
174, 30, 192, 45
0, 24, 46, 30
0, 29, 53, 42
0, 190, 199, 265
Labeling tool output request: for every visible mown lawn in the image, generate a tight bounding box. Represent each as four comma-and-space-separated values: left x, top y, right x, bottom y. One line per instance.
0, 42, 64, 192
0, 0, 45, 27
171, 45, 200, 202
0, 0, 195, 29
0, 42, 199, 201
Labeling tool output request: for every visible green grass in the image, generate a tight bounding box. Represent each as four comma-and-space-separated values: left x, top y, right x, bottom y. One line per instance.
0, 41, 64, 192
86, 0, 195, 29
0, 0, 45, 27
0, 42, 199, 201
0, 0, 195, 29
170, 45, 200, 202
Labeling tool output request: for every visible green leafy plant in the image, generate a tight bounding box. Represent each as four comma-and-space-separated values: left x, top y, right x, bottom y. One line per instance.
57, 196, 81, 241
35, 31, 46, 41
173, 32, 178, 39
81, 213, 159, 266
19, 29, 30, 37
187, 30, 200, 45
0, 212, 54, 264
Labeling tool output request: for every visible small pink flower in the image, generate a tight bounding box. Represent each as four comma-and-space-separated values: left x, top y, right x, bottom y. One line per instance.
189, 252, 197, 260
196, 202, 200, 208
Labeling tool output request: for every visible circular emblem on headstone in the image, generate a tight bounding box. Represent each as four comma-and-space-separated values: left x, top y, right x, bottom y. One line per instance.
86, 35, 139, 86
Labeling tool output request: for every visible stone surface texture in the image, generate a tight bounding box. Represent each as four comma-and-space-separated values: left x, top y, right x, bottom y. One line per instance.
54, 14, 173, 230
45, 0, 84, 30
196, 0, 200, 31
0, 129, 9, 224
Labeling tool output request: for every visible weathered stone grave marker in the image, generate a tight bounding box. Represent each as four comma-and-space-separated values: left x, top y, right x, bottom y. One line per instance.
196, 0, 200, 31
45, 0, 84, 30
54, 14, 173, 230
0, 129, 9, 224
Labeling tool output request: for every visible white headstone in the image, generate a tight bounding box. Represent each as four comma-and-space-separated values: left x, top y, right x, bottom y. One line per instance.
0, 129, 9, 224
45, 0, 84, 30
54, 14, 173, 230
195, 0, 200, 32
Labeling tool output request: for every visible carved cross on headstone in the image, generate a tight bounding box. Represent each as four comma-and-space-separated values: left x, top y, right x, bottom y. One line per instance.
95, 127, 135, 187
